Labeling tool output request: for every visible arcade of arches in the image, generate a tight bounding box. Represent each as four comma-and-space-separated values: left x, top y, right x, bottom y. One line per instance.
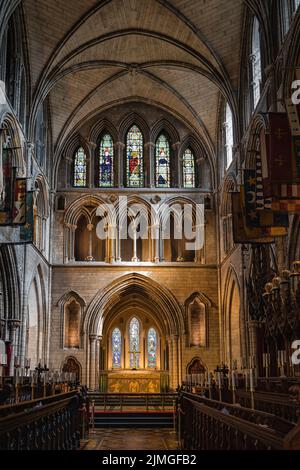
0, 0, 300, 450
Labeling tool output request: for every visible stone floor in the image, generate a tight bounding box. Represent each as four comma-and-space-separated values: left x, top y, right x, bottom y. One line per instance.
81, 428, 179, 450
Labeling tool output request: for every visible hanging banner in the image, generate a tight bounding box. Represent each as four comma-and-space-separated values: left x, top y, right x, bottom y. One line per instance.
20, 191, 34, 242
243, 170, 288, 228
260, 113, 300, 207
12, 178, 26, 225
231, 192, 274, 244
0, 148, 13, 225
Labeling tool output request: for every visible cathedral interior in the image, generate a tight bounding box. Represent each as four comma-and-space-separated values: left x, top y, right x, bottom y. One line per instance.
0, 0, 300, 453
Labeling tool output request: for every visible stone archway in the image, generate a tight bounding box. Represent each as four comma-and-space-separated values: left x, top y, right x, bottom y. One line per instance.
187, 357, 206, 374
84, 273, 184, 390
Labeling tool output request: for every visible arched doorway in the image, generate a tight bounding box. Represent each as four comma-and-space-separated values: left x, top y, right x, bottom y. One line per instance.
62, 357, 81, 382
84, 273, 183, 390
187, 357, 206, 374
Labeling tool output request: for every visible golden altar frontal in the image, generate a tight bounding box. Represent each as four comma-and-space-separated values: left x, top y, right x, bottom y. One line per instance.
107, 370, 161, 393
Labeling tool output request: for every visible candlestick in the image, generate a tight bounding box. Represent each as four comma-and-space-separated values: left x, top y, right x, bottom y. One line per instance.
249, 368, 254, 391
245, 370, 249, 390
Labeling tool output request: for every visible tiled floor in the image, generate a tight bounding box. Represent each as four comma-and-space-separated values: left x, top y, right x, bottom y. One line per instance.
81, 428, 179, 450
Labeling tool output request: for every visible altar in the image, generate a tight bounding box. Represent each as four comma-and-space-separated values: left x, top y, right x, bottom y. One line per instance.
100, 370, 168, 393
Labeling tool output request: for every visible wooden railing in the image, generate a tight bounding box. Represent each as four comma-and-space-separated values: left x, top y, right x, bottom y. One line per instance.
0, 391, 83, 450
234, 390, 300, 424
88, 392, 176, 411
178, 392, 300, 450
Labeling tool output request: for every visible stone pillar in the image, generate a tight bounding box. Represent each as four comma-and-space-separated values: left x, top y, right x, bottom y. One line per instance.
169, 334, 179, 389
105, 224, 116, 263
95, 336, 101, 390
64, 223, 71, 263
88, 142, 97, 188
8, 320, 21, 376
145, 142, 155, 187
177, 335, 182, 384
172, 142, 181, 187
152, 224, 160, 263
115, 142, 125, 187
86, 223, 94, 261
64, 156, 73, 188
89, 335, 97, 390
131, 223, 139, 262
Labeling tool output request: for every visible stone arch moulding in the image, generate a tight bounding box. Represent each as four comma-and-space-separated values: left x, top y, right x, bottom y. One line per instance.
89, 119, 119, 145
186, 356, 207, 374
118, 112, 150, 143
150, 118, 180, 144
0, 112, 26, 176
58, 290, 86, 349
222, 265, 243, 369
84, 272, 184, 338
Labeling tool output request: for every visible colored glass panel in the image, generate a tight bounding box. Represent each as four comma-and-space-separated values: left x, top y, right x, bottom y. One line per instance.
129, 317, 140, 368
126, 125, 143, 187
112, 328, 121, 368
182, 148, 195, 188
99, 133, 114, 187
155, 134, 170, 188
74, 147, 87, 187
147, 327, 157, 368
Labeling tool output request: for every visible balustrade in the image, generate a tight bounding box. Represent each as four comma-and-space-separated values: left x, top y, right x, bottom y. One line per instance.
0, 391, 82, 450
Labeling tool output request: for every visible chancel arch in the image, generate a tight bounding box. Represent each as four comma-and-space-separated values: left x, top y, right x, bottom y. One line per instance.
84, 273, 184, 390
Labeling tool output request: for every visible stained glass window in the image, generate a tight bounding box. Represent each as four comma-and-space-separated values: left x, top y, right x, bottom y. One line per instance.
155, 134, 170, 188
251, 17, 262, 110
225, 103, 234, 169
129, 317, 140, 368
99, 133, 114, 187
147, 328, 157, 368
126, 125, 144, 187
112, 328, 122, 368
73, 147, 87, 187
182, 148, 195, 188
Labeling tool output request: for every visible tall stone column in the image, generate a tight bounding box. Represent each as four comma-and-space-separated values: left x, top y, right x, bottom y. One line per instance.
95, 336, 101, 391
170, 334, 179, 389
115, 142, 125, 187
177, 335, 182, 384
172, 142, 181, 187
145, 142, 155, 187
64, 155, 73, 188
131, 223, 139, 262
105, 224, 116, 263
88, 142, 97, 188
8, 319, 21, 376
89, 335, 97, 390
152, 224, 160, 263
86, 223, 94, 261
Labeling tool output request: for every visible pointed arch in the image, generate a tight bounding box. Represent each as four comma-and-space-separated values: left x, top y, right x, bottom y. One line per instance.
84, 273, 184, 337
150, 118, 180, 144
